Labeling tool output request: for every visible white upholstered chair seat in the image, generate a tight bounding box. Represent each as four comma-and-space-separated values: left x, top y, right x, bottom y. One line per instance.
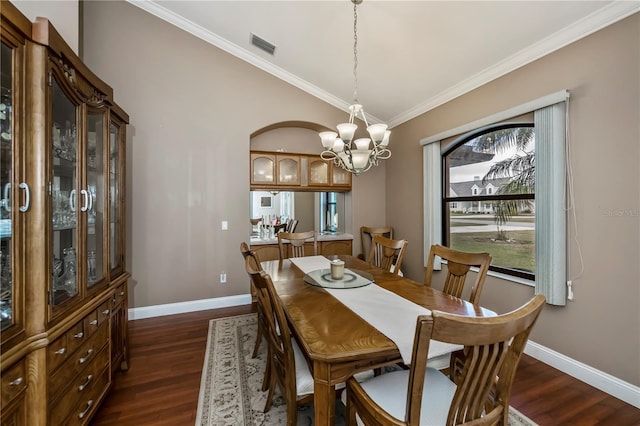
341, 368, 456, 425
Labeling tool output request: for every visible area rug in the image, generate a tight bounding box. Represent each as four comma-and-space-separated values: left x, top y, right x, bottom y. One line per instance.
195, 313, 538, 426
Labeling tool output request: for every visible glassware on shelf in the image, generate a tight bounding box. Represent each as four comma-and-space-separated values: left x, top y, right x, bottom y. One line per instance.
52, 189, 76, 229
0, 87, 12, 143
87, 250, 97, 284
52, 257, 63, 291
0, 250, 11, 326
61, 247, 77, 296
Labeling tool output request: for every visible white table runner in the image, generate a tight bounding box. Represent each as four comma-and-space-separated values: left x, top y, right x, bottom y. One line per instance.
290, 256, 460, 364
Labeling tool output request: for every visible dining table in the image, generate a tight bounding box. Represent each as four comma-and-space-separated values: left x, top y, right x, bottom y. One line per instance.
261, 254, 495, 426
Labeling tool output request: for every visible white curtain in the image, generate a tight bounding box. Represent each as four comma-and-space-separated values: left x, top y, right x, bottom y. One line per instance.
423, 141, 442, 270
534, 102, 567, 305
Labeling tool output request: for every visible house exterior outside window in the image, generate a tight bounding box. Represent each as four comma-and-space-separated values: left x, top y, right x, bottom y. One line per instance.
443, 124, 535, 279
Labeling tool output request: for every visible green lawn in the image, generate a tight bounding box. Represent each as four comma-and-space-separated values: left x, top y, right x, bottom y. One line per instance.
450, 230, 535, 272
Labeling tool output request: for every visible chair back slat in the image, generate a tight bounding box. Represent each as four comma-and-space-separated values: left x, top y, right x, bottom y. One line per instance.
277, 230, 317, 259
367, 235, 408, 276
425, 244, 491, 305
359, 226, 394, 261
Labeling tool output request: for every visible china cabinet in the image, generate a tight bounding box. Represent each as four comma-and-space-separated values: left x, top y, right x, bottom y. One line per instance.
251, 150, 351, 191
1, 3, 130, 425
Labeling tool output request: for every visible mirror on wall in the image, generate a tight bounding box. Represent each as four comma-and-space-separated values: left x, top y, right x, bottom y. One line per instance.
250, 191, 345, 235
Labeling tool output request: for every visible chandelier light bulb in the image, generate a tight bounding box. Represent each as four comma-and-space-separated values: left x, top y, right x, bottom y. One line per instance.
367, 123, 388, 143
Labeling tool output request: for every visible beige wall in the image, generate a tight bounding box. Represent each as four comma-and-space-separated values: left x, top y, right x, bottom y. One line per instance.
388, 14, 639, 386
12, 0, 79, 53
79, 2, 385, 309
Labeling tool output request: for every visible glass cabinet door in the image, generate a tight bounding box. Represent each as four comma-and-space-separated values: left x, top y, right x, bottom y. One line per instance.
109, 120, 123, 275
0, 41, 15, 330
51, 77, 79, 305
87, 111, 105, 288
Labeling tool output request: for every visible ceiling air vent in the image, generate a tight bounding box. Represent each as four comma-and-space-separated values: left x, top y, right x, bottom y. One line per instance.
250, 33, 276, 55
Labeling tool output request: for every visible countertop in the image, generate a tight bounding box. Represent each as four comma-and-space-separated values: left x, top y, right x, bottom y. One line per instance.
249, 233, 353, 246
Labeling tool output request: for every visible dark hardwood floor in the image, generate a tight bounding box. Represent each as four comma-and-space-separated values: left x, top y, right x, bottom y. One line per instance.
90, 305, 640, 425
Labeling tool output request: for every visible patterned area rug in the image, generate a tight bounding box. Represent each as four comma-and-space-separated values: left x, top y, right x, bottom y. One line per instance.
195, 313, 538, 426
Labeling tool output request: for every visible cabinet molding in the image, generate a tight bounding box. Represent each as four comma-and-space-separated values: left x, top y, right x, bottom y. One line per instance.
250, 150, 352, 192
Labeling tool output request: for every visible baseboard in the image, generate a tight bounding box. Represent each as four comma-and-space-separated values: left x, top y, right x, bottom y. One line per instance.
525, 340, 640, 409
128, 295, 639, 409
128, 294, 252, 320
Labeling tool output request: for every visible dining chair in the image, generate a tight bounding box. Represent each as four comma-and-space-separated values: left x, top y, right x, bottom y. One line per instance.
277, 230, 317, 259
246, 265, 316, 422
367, 235, 408, 276
358, 226, 394, 261
424, 244, 492, 372
285, 218, 298, 233
343, 294, 546, 426
240, 242, 271, 393
424, 244, 492, 305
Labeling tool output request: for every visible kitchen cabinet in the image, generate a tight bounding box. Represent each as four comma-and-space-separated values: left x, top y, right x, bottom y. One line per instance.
250, 152, 301, 186
251, 150, 351, 191
1, 4, 129, 425
250, 235, 353, 261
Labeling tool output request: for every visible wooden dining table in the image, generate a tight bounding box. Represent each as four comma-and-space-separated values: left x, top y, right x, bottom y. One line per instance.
261, 254, 494, 426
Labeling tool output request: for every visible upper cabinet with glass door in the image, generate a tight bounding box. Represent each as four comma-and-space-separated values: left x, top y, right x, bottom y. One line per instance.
0, 4, 31, 351
29, 17, 128, 323
109, 109, 128, 279
251, 150, 350, 191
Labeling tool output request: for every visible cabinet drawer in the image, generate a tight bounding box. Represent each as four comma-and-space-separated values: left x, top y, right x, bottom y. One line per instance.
97, 300, 110, 326
111, 284, 126, 308
0, 394, 26, 426
83, 309, 99, 338
1, 358, 27, 406
51, 365, 110, 426
66, 321, 86, 356
49, 322, 109, 401
47, 333, 69, 373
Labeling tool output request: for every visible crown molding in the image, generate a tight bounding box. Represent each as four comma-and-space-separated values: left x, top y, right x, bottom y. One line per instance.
388, 1, 640, 127
128, 1, 638, 128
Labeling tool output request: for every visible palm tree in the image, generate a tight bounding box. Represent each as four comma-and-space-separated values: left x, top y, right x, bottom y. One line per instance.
474, 127, 534, 241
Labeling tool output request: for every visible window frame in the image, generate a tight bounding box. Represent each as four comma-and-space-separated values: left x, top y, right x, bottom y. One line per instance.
442, 122, 535, 281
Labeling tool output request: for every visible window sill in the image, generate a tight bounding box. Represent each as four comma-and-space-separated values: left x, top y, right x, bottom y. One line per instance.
486, 269, 535, 287
439, 260, 535, 287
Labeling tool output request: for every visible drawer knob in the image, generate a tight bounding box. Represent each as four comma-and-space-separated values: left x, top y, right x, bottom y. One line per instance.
78, 374, 93, 391
78, 400, 94, 419
9, 377, 24, 386
55, 347, 66, 355
90, 319, 98, 326
119, 291, 124, 296
74, 332, 84, 339
78, 348, 94, 364
102, 309, 110, 316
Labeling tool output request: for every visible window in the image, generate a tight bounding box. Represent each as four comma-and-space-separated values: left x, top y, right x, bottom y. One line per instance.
422, 91, 568, 304
319, 192, 339, 233
443, 124, 535, 280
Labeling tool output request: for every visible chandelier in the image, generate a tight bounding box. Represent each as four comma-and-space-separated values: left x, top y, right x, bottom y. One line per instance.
319, 0, 391, 176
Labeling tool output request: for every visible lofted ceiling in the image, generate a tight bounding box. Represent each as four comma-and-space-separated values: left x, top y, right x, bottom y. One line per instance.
129, 1, 638, 127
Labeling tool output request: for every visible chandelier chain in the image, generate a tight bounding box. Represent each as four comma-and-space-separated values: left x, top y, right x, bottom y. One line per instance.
318, 0, 391, 176
352, 1, 358, 103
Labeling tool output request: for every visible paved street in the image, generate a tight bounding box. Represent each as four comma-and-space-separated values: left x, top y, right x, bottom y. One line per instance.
450, 215, 534, 233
